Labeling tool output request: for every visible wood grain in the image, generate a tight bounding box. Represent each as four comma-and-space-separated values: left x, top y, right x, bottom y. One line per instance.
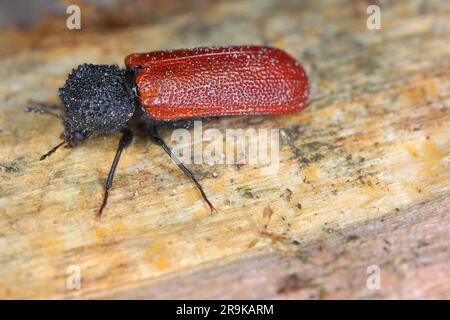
0, 0, 449, 299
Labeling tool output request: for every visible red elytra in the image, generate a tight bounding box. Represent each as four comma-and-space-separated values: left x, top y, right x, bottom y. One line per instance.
125, 46, 310, 121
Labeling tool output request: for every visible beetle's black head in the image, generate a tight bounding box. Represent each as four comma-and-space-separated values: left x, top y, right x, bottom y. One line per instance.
59, 63, 134, 145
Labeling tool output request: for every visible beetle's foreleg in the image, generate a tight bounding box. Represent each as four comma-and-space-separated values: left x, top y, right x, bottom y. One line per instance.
97, 128, 133, 219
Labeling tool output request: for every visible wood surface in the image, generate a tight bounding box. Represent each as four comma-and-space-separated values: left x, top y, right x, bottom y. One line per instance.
0, 0, 449, 299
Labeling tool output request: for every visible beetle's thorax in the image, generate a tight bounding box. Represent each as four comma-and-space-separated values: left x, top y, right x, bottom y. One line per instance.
59, 63, 135, 144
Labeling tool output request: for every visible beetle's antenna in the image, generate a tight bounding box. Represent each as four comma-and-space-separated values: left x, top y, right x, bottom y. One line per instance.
28, 99, 62, 109
148, 126, 217, 214
40, 141, 66, 161
24, 106, 63, 119
97, 128, 133, 219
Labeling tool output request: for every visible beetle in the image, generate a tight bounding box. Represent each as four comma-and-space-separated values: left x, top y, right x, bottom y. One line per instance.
26, 46, 310, 218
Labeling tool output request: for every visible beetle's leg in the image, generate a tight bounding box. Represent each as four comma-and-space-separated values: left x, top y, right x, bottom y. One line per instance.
97, 128, 133, 219
148, 126, 216, 213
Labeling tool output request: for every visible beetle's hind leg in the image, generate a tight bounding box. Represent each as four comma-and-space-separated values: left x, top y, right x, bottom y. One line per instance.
148, 126, 216, 213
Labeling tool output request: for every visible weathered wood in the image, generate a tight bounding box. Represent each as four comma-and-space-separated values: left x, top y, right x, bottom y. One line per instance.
0, 0, 449, 299
113, 196, 450, 299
